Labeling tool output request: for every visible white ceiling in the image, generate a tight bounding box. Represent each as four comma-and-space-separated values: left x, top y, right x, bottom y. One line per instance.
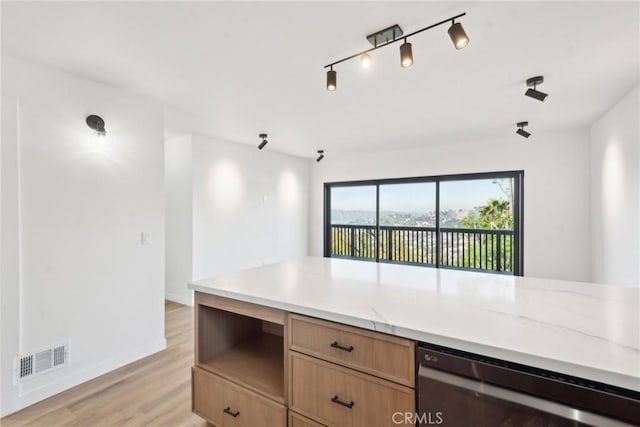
2, 1, 638, 158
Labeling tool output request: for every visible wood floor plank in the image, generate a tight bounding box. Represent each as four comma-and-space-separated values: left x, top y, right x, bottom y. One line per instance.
1, 301, 207, 427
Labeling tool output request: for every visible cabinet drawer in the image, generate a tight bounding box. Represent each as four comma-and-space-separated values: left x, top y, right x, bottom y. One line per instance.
193, 366, 225, 426
192, 366, 286, 427
290, 411, 326, 427
289, 314, 415, 386
290, 353, 415, 427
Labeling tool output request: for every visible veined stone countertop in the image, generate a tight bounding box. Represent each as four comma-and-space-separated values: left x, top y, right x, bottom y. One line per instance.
188, 256, 640, 392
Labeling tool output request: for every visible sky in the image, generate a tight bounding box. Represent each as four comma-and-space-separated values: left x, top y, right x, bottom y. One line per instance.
331, 178, 511, 212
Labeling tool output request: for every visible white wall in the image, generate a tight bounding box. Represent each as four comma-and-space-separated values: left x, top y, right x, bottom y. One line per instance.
590, 86, 639, 287
1, 93, 22, 416
163, 133, 311, 304
309, 128, 592, 282
191, 134, 310, 281
0, 55, 166, 416
165, 135, 194, 305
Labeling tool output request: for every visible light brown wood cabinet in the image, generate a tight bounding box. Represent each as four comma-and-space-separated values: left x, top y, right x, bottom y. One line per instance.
290, 314, 415, 387
192, 291, 415, 427
289, 353, 414, 427
289, 410, 327, 427
192, 293, 287, 426
193, 366, 286, 427
288, 314, 415, 427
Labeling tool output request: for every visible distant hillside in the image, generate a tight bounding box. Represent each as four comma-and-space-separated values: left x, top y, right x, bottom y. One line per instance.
331, 209, 472, 227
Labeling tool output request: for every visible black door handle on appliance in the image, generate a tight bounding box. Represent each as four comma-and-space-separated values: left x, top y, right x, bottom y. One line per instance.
331, 395, 354, 409
223, 407, 240, 417
331, 341, 354, 352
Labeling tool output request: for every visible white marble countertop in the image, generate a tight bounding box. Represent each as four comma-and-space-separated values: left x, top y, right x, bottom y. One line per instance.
189, 256, 640, 392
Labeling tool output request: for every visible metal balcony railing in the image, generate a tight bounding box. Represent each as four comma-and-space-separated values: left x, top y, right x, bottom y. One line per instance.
330, 224, 514, 273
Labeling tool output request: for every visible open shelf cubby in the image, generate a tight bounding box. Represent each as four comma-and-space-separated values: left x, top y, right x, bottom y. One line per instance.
195, 302, 285, 403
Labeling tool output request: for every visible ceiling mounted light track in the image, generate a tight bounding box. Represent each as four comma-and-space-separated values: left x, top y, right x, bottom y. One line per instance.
525, 76, 548, 102
258, 133, 268, 150
325, 13, 468, 90
516, 122, 531, 138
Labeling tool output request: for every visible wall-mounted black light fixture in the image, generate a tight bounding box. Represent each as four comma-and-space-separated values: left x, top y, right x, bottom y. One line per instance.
258, 133, 268, 150
316, 150, 325, 162
324, 13, 468, 90
86, 115, 106, 140
525, 76, 548, 102
516, 122, 531, 138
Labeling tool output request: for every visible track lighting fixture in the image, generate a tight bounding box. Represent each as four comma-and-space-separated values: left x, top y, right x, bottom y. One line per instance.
516, 122, 531, 138
400, 39, 413, 67
324, 13, 468, 90
525, 76, 548, 102
327, 67, 337, 91
316, 150, 324, 162
258, 133, 268, 150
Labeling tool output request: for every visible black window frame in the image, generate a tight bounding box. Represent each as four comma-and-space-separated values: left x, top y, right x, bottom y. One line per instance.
323, 170, 524, 276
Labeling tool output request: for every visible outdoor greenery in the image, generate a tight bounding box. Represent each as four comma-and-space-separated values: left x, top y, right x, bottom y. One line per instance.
460, 198, 513, 230
331, 196, 515, 273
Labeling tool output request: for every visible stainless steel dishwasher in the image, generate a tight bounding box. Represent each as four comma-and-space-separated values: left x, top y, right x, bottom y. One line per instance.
417, 343, 640, 426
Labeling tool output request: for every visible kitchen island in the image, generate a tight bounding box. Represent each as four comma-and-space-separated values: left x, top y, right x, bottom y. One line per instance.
188, 256, 639, 426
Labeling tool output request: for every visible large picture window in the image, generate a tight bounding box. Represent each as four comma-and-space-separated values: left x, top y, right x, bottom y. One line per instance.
324, 171, 524, 276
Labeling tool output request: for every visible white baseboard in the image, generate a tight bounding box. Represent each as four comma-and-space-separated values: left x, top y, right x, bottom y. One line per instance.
1, 338, 167, 417
165, 291, 194, 307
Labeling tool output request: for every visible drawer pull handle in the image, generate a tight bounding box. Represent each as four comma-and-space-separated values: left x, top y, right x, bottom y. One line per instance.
331, 341, 354, 352
331, 395, 354, 409
223, 407, 240, 418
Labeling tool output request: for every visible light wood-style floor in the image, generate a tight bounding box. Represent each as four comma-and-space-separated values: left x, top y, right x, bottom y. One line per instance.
1, 300, 208, 427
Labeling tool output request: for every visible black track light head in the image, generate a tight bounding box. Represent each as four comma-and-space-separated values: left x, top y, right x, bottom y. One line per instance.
400, 39, 413, 67
327, 68, 337, 91
448, 20, 469, 49
516, 122, 531, 138
525, 88, 548, 102
525, 76, 548, 102
316, 150, 325, 162
258, 133, 268, 150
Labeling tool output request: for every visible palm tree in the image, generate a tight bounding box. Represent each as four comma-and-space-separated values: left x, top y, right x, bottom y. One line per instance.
479, 199, 511, 229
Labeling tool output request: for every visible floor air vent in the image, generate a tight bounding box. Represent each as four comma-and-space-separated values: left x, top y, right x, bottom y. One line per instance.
16, 343, 68, 381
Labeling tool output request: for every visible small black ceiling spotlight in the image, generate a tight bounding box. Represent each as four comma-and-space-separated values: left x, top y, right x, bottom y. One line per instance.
316, 150, 325, 162
525, 76, 548, 102
258, 133, 268, 150
86, 114, 106, 136
516, 122, 531, 138
324, 12, 468, 90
